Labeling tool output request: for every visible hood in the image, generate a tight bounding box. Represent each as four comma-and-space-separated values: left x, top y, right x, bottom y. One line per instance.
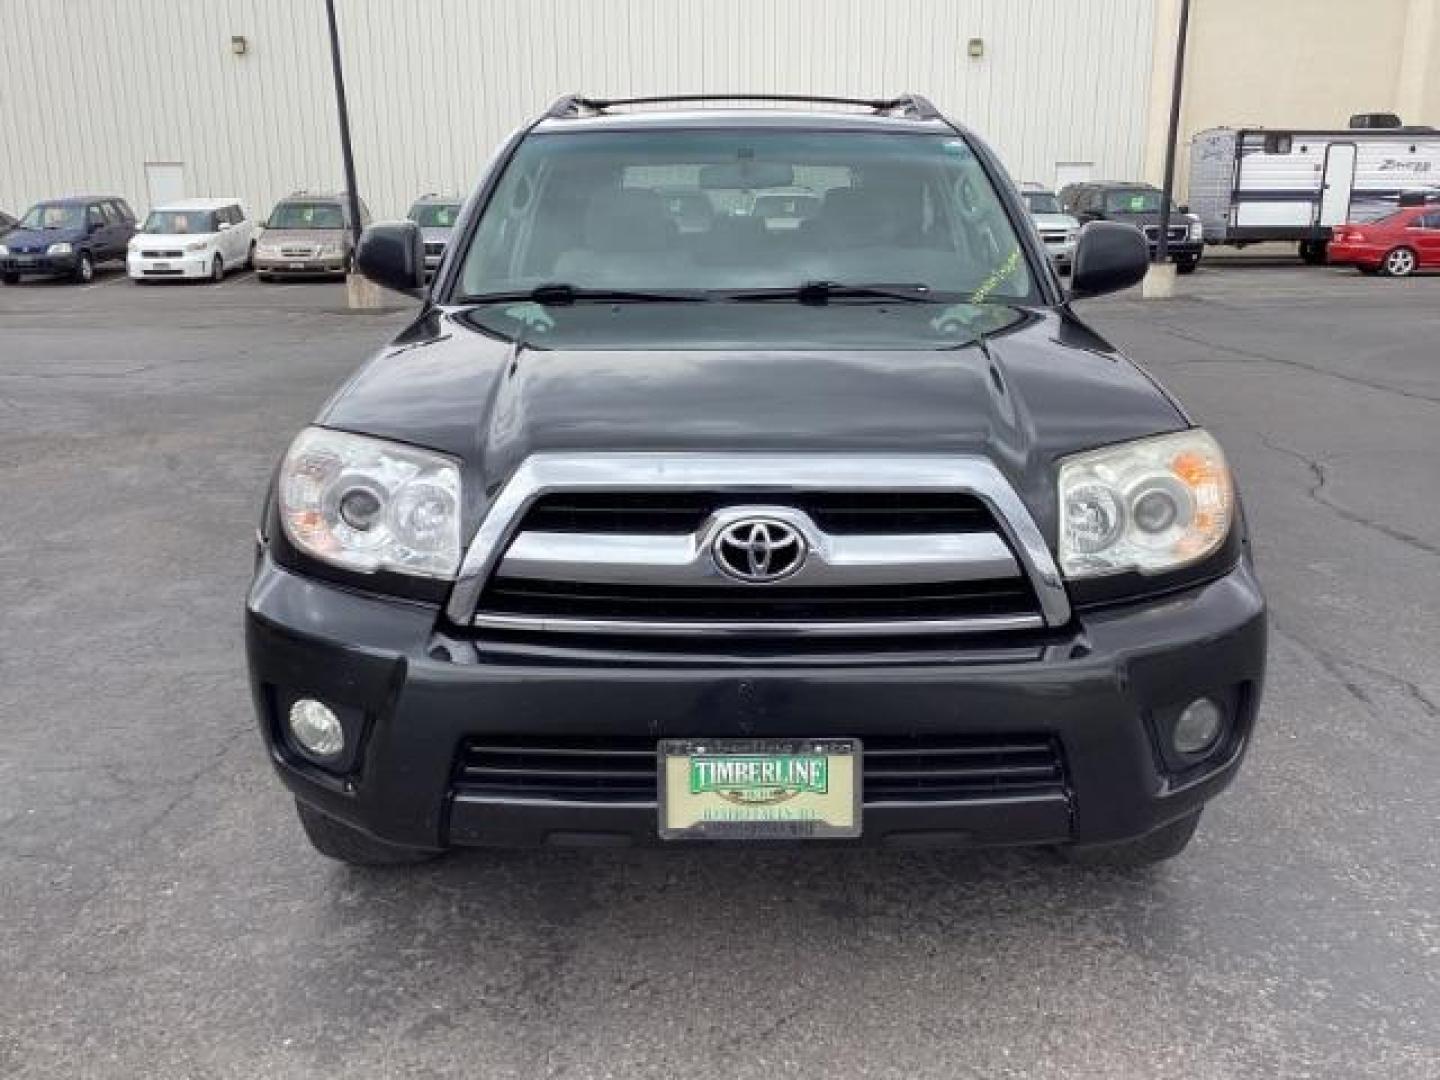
131, 231, 216, 248
1031, 212, 1079, 231
318, 303, 1185, 542
3, 225, 86, 252
258, 227, 347, 246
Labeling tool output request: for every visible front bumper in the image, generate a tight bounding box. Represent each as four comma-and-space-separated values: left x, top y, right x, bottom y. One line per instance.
1149, 239, 1204, 263
1042, 238, 1077, 268
2, 252, 78, 276
247, 551, 1267, 852
127, 253, 212, 279
254, 254, 347, 275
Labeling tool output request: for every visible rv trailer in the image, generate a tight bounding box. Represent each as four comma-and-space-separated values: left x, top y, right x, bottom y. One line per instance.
1189, 125, 1440, 262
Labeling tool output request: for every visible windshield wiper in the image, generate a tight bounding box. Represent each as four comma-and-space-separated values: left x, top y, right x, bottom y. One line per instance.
462, 282, 709, 305
722, 281, 936, 305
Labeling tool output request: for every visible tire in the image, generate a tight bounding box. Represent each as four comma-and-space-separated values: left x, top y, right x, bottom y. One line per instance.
1298, 240, 1328, 266
73, 251, 94, 284
210, 254, 224, 283
1380, 246, 1417, 277
294, 799, 440, 866
256, 271, 273, 282
246, 241, 256, 271
2, 272, 18, 285
1060, 809, 1202, 868
1175, 256, 1199, 275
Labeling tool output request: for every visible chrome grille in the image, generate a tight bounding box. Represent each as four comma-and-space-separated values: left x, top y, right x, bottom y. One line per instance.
1143, 225, 1188, 242
448, 454, 1072, 641
140, 249, 183, 258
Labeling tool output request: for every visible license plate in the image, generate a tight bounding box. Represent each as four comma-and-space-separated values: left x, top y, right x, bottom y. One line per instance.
152, 262, 171, 271
290, 262, 308, 270
16, 257, 35, 266
658, 738, 861, 840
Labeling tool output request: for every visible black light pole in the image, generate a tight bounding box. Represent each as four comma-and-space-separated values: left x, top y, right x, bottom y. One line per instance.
324, 0, 364, 251
1154, 0, 1191, 265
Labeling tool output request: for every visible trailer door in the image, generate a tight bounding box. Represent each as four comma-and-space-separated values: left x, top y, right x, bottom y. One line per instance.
1319, 143, 1357, 226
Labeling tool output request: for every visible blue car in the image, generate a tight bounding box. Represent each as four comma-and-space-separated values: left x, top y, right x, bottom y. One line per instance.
1, 195, 137, 284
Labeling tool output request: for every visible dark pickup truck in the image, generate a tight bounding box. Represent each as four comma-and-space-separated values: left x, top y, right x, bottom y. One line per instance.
246, 94, 1265, 868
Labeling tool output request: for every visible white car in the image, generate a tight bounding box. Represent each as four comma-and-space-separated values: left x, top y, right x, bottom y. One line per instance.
1020, 185, 1080, 273
127, 198, 255, 283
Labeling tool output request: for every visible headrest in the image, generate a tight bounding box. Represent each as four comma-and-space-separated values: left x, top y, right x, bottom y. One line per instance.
583, 189, 674, 252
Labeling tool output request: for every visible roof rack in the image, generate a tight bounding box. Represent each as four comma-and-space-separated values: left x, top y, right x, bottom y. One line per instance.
544, 92, 942, 120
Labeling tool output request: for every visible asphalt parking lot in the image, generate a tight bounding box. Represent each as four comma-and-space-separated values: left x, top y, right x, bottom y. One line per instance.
1, 260, 1437, 1079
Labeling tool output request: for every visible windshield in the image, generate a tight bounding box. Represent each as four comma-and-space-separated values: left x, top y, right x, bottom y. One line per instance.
21, 203, 85, 230
1104, 189, 1171, 214
267, 202, 344, 229
143, 210, 217, 234
409, 202, 461, 228
1023, 192, 1062, 214
456, 130, 1035, 301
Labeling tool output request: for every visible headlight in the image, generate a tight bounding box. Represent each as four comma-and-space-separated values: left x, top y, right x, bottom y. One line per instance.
1058, 430, 1233, 578
47, 242, 73, 255
1187, 219, 1203, 241
318, 242, 342, 257
0, 244, 8, 256
258, 244, 280, 257
185, 240, 209, 252
278, 427, 462, 578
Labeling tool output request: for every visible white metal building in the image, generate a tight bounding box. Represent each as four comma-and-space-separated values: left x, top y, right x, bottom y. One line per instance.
0, 0, 1159, 221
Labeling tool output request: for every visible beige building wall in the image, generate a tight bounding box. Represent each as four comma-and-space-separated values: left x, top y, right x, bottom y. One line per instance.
1144, 0, 1440, 198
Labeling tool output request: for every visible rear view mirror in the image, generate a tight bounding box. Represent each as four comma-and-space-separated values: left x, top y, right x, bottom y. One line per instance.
356, 221, 425, 296
1070, 222, 1149, 299
699, 161, 795, 190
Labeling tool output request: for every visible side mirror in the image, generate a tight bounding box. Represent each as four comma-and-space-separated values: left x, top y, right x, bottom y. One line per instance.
1070, 221, 1149, 299
355, 221, 425, 295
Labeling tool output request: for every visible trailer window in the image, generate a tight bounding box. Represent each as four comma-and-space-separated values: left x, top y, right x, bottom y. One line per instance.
1263, 134, 1293, 155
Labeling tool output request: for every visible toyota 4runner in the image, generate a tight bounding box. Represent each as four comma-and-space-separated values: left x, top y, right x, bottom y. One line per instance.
246, 94, 1266, 867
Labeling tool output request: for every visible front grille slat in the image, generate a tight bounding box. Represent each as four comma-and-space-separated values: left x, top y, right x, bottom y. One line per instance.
518, 491, 996, 536
455, 736, 1065, 804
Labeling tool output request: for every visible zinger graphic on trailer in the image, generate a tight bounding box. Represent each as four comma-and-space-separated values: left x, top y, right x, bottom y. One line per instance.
1188, 124, 1440, 263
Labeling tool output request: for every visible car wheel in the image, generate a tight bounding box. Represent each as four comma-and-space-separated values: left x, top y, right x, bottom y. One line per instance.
1380, 246, 1417, 277
1, 272, 18, 285
73, 251, 94, 284
210, 254, 224, 283
257, 271, 273, 282
1298, 240, 1328, 266
1175, 256, 1199, 275
246, 241, 256, 270
294, 799, 441, 866
1059, 809, 1202, 868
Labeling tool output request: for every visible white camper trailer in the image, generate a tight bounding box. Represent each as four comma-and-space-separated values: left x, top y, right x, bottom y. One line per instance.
1189, 126, 1440, 261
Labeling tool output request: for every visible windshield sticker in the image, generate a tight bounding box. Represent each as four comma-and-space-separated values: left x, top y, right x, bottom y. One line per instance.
966, 247, 1022, 306
1128, 194, 1148, 211
503, 302, 555, 333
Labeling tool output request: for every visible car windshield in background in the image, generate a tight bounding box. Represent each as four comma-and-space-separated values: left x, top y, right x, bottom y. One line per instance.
456, 130, 1035, 302
21, 203, 85, 230
143, 210, 217, 234
1105, 189, 1168, 214
1024, 192, 1062, 214
410, 203, 461, 228
268, 202, 344, 229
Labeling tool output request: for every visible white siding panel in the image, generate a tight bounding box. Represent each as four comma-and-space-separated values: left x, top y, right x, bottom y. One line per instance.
0, 0, 1154, 219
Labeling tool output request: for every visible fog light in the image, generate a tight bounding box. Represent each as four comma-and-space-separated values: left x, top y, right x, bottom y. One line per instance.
1173, 698, 1224, 755
288, 698, 344, 758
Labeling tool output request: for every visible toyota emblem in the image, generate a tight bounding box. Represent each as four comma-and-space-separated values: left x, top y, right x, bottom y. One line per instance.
712, 517, 807, 583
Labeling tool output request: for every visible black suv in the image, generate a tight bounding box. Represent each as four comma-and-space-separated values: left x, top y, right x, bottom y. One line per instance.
247, 94, 1265, 867
1059, 182, 1204, 273
1, 195, 137, 283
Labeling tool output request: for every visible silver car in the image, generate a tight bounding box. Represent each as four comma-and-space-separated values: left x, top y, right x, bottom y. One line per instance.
1021, 185, 1080, 273
407, 195, 462, 278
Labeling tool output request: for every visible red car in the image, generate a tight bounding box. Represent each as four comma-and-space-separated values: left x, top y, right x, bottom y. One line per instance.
1328, 206, 1440, 276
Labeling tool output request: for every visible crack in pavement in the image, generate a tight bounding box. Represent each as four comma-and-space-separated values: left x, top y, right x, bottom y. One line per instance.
1148, 321, 1440, 407
1258, 436, 1440, 559
1272, 620, 1440, 721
